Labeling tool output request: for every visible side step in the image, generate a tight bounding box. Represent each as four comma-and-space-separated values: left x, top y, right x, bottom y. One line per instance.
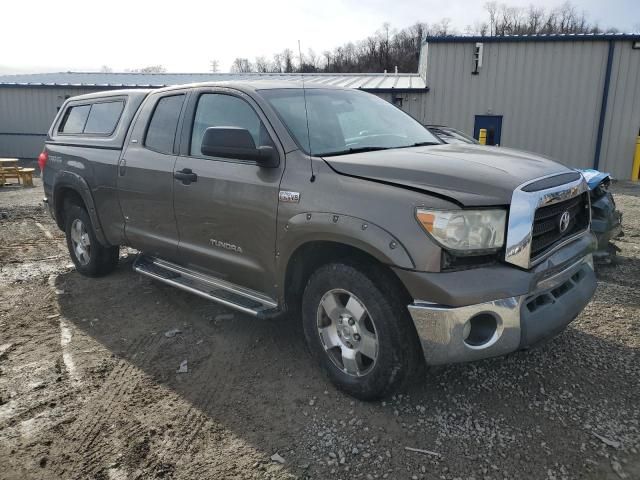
133, 255, 280, 318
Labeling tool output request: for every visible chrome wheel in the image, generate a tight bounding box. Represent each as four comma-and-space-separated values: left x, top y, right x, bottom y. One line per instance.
70, 218, 91, 265
316, 289, 378, 377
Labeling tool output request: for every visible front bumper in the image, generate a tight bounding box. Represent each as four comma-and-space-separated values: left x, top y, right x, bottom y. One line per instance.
408, 254, 596, 365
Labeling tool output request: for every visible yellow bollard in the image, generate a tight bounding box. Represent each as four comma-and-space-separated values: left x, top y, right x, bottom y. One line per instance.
478, 128, 487, 145
632, 133, 640, 181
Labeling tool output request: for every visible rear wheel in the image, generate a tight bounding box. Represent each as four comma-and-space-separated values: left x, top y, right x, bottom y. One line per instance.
64, 204, 119, 277
302, 262, 422, 400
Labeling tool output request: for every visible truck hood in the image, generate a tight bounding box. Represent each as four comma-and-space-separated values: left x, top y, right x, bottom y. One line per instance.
323, 144, 572, 206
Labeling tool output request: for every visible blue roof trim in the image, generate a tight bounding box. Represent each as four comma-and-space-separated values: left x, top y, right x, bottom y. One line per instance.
423, 33, 640, 44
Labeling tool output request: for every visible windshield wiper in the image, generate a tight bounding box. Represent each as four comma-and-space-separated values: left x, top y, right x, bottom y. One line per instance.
319, 146, 391, 157
396, 141, 441, 149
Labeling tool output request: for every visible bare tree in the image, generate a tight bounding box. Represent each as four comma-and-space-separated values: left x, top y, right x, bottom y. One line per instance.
485, 1, 498, 35
99, 65, 113, 73
271, 53, 283, 73
282, 49, 294, 73
230, 58, 253, 73
484, 1, 616, 37
254, 56, 270, 73
129, 65, 167, 73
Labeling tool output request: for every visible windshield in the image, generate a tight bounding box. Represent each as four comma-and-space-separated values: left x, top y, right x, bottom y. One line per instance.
259, 88, 441, 156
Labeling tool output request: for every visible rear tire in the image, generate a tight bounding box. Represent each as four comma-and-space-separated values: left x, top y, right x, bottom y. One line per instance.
302, 262, 422, 400
64, 204, 119, 277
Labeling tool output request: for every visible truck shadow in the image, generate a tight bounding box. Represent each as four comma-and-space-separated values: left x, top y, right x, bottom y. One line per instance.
51, 259, 640, 479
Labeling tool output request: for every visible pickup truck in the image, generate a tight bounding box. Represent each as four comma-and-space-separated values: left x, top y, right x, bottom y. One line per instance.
40, 82, 597, 399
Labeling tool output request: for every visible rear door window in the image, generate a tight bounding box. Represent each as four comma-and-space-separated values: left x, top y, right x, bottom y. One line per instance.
144, 94, 186, 155
59, 105, 91, 134
84, 101, 125, 134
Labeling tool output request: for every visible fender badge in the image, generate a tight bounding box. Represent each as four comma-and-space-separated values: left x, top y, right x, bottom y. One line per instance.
279, 191, 300, 203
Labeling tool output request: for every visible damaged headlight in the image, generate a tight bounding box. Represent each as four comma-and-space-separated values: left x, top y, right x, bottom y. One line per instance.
415, 208, 506, 253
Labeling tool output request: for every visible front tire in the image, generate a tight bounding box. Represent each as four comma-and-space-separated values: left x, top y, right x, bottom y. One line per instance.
64, 204, 119, 277
302, 262, 422, 400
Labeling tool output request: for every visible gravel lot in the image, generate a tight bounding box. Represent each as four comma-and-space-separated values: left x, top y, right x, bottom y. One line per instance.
1, 179, 639, 480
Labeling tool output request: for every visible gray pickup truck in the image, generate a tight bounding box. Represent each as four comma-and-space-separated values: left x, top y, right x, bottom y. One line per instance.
40, 82, 597, 399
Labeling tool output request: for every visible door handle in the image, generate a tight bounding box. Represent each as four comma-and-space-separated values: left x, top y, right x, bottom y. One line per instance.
174, 168, 198, 185
118, 158, 127, 176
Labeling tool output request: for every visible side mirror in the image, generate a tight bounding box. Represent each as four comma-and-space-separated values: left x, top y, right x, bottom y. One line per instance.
200, 127, 278, 167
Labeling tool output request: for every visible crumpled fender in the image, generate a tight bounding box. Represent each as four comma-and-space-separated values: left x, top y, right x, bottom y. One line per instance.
578, 168, 611, 191
52, 170, 109, 246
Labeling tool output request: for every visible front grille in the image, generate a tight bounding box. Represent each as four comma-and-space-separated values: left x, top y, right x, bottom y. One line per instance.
530, 192, 589, 259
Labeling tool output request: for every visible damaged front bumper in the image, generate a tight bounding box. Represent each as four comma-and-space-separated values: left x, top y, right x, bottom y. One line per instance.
407, 254, 596, 365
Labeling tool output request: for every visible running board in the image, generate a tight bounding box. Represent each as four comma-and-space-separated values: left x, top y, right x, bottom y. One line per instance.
133, 255, 280, 318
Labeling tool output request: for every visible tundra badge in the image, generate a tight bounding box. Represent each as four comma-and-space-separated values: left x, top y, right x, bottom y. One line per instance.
209, 239, 243, 253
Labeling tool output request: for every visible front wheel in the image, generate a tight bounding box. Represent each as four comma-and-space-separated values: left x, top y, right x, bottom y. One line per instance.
302, 262, 422, 400
64, 204, 119, 277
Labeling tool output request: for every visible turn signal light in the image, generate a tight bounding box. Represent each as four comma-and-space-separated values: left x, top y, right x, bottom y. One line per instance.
416, 211, 435, 232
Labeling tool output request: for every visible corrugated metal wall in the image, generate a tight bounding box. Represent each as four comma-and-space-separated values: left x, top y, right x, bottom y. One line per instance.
421, 39, 640, 179
599, 43, 640, 177
373, 92, 428, 122
0, 86, 101, 158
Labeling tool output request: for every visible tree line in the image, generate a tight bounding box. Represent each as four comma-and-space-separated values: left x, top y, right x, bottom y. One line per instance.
228, 1, 621, 74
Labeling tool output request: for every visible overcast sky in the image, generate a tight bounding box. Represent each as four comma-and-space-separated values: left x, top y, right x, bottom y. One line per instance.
1, 0, 637, 73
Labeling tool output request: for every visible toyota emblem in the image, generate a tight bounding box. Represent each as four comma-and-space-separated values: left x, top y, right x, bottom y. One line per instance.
559, 210, 571, 233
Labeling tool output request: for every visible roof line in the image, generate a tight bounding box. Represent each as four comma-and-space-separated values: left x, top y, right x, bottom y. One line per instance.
423, 33, 640, 44
0, 71, 424, 77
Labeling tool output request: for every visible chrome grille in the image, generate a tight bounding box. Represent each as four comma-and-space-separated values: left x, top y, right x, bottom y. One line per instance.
530, 192, 590, 259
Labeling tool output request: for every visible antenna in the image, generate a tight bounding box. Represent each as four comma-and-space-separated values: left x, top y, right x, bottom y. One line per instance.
298, 40, 315, 182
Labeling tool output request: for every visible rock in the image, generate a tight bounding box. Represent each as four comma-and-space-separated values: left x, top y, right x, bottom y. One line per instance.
176, 360, 188, 374
164, 328, 182, 338
0, 343, 14, 359
271, 453, 285, 464
611, 459, 627, 479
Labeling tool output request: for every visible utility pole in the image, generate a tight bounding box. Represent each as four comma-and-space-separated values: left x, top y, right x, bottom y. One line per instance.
210, 60, 219, 73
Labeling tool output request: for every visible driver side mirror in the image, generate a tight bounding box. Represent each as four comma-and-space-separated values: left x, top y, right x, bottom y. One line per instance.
200, 127, 279, 168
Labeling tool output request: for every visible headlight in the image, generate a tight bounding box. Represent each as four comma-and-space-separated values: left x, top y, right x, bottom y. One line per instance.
416, 208, 506, 252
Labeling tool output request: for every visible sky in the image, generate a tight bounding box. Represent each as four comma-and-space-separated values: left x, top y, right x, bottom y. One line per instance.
1, 0, 637, 74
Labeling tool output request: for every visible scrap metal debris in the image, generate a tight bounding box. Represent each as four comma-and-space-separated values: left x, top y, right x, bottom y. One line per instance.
164, 328, 182, 338
270, 453, 285, 464
404, 446, 441, 457
176, 360, 188, 374
592, 432, 621, 449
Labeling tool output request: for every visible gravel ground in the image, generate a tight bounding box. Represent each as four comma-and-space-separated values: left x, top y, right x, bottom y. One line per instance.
1, 179, 639, 480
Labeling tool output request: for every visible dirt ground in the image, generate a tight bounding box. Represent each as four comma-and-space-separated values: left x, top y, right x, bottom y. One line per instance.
1, 179, 639, 480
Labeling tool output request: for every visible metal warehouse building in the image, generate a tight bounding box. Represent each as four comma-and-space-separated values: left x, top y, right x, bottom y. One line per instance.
1, 33, 639, 178
0, 72, 426, 160
419, 34, 640, 179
